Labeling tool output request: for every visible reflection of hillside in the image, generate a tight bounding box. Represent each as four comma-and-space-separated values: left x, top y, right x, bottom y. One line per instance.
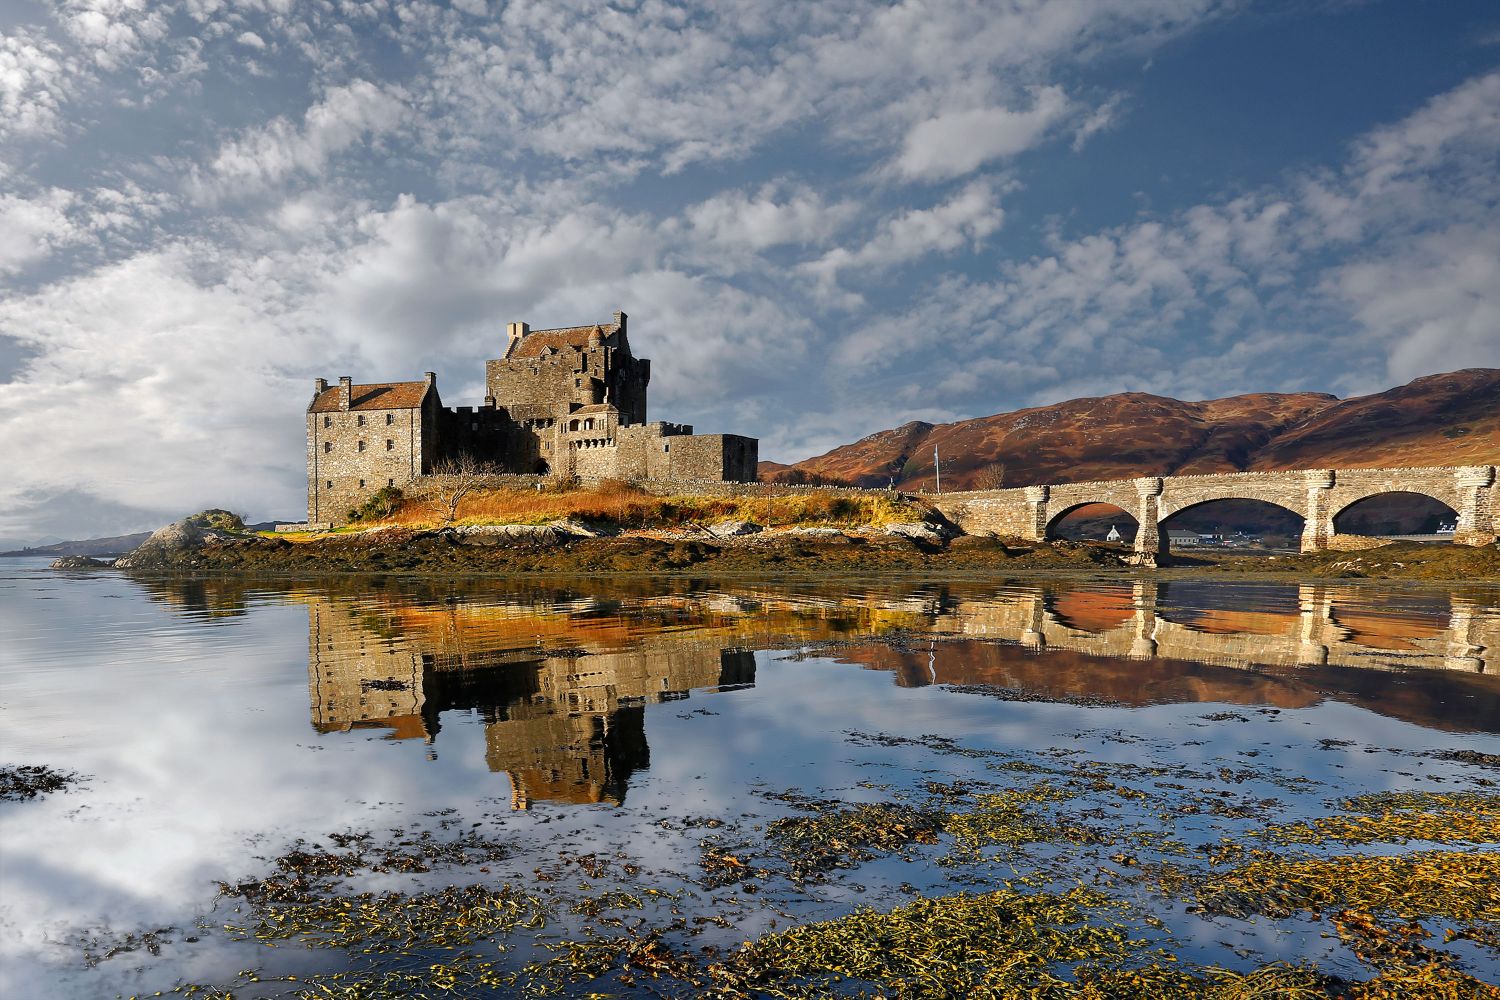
834, 641, 1323, 709
1048, 588, 1133, 633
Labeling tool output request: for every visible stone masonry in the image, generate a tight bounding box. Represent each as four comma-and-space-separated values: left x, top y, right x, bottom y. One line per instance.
306, 311, 758, 523
930, 465, 1499, 566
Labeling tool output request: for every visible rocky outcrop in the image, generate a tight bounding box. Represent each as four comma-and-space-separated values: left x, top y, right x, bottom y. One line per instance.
114, 515, 271, 571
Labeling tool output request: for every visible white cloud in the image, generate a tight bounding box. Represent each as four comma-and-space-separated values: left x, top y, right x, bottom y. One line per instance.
60, 0, 172, 72
192, 80, 409, 199
235, 31, 266, 49
0, 29, 72, 141
806, 181, 1006, 290
680, 185, 858, 255
0, 190, 78, 274
1327, 225, 1500, 384
893, 87, 1071, 181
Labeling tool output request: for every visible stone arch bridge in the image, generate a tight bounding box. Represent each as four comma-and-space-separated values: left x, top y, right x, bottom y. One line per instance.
930, 465, 1497, 565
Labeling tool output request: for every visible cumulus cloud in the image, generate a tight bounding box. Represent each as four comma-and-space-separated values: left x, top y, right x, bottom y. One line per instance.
681, 185, 858, 254
893, 87, 1071, 181
805, 181, 1007, 295
0, 29, 72, 141
192, 80, 408, 199
1327, 225, 1500, 384
0, 190, 78, 274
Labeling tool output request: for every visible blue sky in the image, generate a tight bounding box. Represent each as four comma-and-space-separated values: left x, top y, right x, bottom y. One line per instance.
1, 0, 1498, 544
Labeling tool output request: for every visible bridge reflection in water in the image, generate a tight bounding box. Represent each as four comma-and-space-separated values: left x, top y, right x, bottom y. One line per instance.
286, 580, 1499, 809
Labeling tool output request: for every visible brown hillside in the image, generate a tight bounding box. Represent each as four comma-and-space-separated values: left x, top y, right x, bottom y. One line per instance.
761, 369, 1499, 490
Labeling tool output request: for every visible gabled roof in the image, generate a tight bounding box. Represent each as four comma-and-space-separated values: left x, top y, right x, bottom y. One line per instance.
309, 381, 431, 413
506, 322, 620, 359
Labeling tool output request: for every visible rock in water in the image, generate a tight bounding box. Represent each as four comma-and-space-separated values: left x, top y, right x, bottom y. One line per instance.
50, 555, 110, 569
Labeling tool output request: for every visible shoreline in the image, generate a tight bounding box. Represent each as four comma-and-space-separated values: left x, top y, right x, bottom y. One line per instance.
45, 528, 1500, 585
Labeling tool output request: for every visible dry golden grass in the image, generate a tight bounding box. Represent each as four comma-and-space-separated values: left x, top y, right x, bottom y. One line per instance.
372, 480, 924, 531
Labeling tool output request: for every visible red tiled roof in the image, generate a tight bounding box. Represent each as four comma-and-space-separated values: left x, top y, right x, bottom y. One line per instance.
309, 381, 431, 413
507, 322, 618, 358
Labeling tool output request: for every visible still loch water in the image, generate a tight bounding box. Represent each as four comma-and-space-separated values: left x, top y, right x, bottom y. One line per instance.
2, 559, 1498, 996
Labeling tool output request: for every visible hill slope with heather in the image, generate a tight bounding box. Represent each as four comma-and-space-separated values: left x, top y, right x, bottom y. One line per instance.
763, 369, 1500, 490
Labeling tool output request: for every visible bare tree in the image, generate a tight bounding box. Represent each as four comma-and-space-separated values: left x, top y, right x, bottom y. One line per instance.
972, 462, 1008, 490
429, 453, 492, 524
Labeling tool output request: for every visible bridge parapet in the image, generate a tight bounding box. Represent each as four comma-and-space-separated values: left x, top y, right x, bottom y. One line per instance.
928, 465, 1498, 556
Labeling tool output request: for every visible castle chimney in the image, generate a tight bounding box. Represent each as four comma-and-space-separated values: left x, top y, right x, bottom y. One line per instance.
484, 395, 496, 409
507, 322, 530, 342
424, 371, 437, 388
314, 377, 328, 395
613, 310, 626, 334
337, 376, 352, 411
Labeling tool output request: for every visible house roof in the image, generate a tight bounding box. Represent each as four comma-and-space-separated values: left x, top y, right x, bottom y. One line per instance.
571, 403, 618, 415
309, 381, 431, 413
506, 322, 619, 359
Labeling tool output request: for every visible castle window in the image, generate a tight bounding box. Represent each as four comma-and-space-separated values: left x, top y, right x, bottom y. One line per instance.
664, 443, 670, 453
388, 478, 394, 487
386, 439, 394, 450
324, 441, 332, 453
326, 480, 333, 488
358, 440, 366, 452
323, 416, 331, 428
385, 413, 394, 425
584, 418, 594, 430
359, 479, 365, 488
357, 415, 365, 426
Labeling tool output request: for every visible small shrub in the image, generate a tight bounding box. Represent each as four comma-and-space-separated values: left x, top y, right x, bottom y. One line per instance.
348, 486, 404, 523
188, 509, 246, 533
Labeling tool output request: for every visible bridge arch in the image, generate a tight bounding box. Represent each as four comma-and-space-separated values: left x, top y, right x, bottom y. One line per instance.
1044, 501, 1138, 542
1331, 490, 1459, 538
1157, 497, 1305, 553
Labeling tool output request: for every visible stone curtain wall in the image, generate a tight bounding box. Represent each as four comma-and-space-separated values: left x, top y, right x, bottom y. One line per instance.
930, 465, 1498, 564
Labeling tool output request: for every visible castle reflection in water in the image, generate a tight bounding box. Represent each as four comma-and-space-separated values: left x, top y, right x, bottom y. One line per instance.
265, 579, 1500, 810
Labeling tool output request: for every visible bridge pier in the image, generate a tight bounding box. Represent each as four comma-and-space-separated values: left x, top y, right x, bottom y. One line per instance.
1297, 584, 1333, 665
1299, 470, 1335, 553
1130, 478, 1165, 566
1129, 580, 1159, 657
1445, 597, 1486, 672
1023, 485, 1049, 543
1454, 466, 1498, 547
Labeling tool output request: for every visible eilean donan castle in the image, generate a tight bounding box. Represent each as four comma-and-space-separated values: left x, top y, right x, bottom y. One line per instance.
305, 312, 758, 524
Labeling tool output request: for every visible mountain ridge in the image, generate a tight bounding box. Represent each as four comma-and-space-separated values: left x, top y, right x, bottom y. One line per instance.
762, 369, 1500, 490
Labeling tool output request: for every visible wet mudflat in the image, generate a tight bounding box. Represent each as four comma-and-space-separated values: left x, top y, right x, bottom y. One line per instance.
1, 559, 1498, 997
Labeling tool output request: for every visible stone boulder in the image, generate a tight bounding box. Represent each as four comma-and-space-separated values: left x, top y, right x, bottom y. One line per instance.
783, 527, 847, 540
884, 522, 946, 544
707, 520, 763, 538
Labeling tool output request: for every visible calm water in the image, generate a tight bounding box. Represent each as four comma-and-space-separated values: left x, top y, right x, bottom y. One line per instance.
2, 559, 1498, 996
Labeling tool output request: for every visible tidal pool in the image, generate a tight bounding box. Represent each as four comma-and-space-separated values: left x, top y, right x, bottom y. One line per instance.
1, 560, 1497, 997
